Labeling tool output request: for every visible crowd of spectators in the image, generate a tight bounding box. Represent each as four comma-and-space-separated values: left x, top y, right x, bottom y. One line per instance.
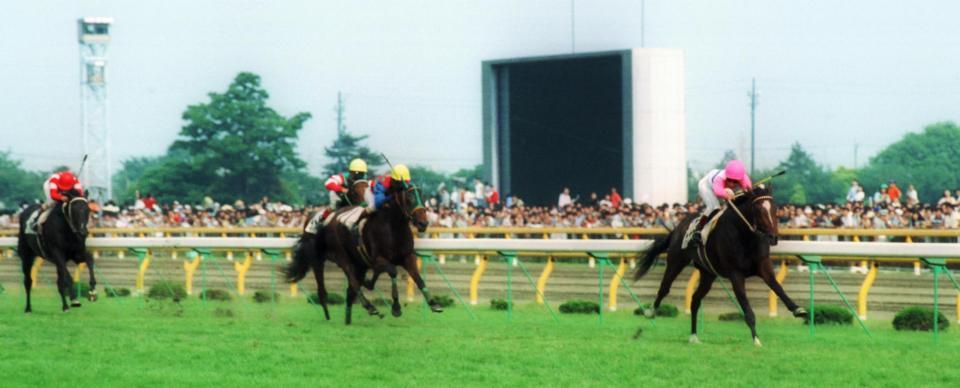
1, 181, 958, 231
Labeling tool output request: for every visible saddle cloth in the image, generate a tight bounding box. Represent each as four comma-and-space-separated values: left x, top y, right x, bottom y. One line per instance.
681, 208, 725, 249
304, 206, 366, 235
24, 208, 42, 235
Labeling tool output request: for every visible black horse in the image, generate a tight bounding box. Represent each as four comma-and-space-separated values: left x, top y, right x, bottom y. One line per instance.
360, 182, 440, 317
634, 187, 806, 346
17, 193, 97, 313
285, 181, 435, 324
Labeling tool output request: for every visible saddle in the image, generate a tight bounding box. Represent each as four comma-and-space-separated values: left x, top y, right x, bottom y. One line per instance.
24, 207, 50, 236
681, 208, 725, 249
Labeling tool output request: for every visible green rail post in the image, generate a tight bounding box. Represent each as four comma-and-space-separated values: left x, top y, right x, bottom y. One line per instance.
515, 259, 560, 323
921, 258, 947, 343
262, 249, 282, 303
798, 255, 821, 337
130, 248, 148, 308
500, 251, 517, 323
194, 248, 212, 306
589, 252, 610, 326
418, 251, 476, 320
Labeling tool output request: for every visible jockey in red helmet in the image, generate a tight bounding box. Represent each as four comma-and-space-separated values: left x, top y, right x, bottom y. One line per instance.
27, 171, 85, 232
690, 160, 752, 246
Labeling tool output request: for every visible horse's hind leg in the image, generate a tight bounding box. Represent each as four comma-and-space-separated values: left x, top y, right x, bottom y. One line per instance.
311, 260, 330, 321
386, 265, 401, 317
730, 273, 761, 346
84, 252, 98, 302
648, 252, 691, 318
759, 259, 806, 318
689, 271, 716, 344
21, 256, 34, 313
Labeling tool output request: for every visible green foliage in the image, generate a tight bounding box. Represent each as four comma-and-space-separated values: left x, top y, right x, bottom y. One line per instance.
372, 297, 392, 307
75, 282, 92, 298
104, 287, 131, 298
112, 156, 165, 204
687, 165, 700, 202
771, 143, 843, 204
148, 281, 188, 301
307, 292, 345, 305
214, 307, 235, 318
137, 72, 312, 204
0, 151, 44, 208
490, 298, 508, 310
559, 300, 600, 314
805, 305, 853, 325
200, 288, 233, 302
634, 303, 679, 318
859, 122, 960, 203
253, 290, 279, 303
0, 282, 5, 294
429, 294, 455, 308
893, 306, 949, 332
322, 130, 384, 177
718, 312, 744, 321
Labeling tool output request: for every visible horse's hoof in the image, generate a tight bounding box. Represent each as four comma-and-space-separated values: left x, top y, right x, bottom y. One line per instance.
430, 305, 444, 313
793, 307, 808, 318
391, 306, 402, 317
753, 337, 763, 347
88, 292, 98, 302
644, 309, 655, 319
363, 281, 374, 291
71, 300, 82, 308
689, 334, 700, 344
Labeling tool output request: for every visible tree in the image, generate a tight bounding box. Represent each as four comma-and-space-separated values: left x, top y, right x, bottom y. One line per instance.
715, 150, 739, 170
142, 72, 312, 204
112, 156, 165, 204
858, 122, 960, 203
0, 151, 44, 208
322, 130, 384, 177
772, 143, 840, 204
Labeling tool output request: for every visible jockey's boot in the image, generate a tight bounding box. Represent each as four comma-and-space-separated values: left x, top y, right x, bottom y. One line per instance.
690, 209, 719, 246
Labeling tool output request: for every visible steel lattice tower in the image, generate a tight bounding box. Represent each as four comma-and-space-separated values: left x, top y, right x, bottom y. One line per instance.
78, 17, 113, 200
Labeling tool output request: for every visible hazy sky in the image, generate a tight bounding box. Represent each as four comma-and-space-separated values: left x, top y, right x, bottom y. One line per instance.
3, 0, 959, 176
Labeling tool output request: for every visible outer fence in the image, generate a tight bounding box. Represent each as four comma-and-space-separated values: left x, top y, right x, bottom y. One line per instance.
1, 236, 957, 321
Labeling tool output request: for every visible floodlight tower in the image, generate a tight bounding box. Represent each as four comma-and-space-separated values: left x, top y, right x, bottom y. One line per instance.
78, 17, 113, 200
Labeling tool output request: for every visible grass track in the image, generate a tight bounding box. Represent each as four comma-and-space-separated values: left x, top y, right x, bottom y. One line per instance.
0, 290, 957, 387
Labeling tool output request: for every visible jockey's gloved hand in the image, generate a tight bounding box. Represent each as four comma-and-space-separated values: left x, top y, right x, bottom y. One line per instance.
724, 188, 735, 200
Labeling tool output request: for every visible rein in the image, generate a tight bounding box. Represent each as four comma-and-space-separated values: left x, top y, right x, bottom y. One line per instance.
61, 197, 88, 236
725, 195, 773, 233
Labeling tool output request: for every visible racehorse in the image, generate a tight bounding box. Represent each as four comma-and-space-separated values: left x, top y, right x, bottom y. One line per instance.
360, 181, 439, 317
633, 186, 806, 346
284, 179, 437, 324
17, 192, 97, 313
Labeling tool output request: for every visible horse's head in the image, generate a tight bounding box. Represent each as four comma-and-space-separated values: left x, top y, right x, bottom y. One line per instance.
62, 192, 91, 238
394, 181, 429, 233
350, 179, 370, 204
746, 186, 778, 245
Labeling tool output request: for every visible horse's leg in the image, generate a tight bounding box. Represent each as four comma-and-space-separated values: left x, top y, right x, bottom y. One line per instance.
759, 259, 806, 318
311, 259, 330, 321
53, 259, 73, 312
21, 255, 34, 313
689, 271, 716, 344
403, 254, 442, 313
648, 252, 691, 318
386, 264, 402, 317
84, 251, 98, 302
364, 268, 382, 291
730, 273, 761, 346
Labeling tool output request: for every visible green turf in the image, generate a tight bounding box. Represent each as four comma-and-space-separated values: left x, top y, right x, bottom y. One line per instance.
0, 290, 957, 387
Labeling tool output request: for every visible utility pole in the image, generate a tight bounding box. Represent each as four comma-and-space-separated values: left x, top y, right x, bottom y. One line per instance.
854, 143, 859, 170
335, 91, 345, 136
748, 78, 758, 176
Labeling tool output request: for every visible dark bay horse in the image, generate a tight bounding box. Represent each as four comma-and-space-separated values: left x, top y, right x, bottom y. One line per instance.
360, 181, 440, 317
634, 187, 806, 346
17, 194, 97, 312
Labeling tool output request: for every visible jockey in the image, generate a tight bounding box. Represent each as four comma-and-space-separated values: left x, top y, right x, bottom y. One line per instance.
27, 171, 85, 231
325, 158, 369, 209
373, 164, 412, 210
690, 160, 752, 246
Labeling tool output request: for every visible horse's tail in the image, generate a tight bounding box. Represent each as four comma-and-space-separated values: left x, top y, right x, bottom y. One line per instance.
283, 235, 316, 283
633, 233, 672, 282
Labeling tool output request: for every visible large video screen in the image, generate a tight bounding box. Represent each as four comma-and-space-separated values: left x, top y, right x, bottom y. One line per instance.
495, 55, 625, 206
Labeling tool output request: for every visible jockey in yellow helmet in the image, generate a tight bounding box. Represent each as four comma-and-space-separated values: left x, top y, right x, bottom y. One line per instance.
324, 158, 369, 209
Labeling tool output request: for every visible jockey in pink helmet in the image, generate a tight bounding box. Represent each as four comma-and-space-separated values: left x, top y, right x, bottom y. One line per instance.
690, 160, 753, 246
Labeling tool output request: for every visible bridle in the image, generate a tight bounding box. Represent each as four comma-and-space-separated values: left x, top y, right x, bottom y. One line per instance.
725, 194, 775, 235
61, 196, 89, 236
393, 184, 425, 222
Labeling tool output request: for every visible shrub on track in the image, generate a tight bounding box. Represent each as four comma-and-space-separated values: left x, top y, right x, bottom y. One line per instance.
200, 288, 233, 302
559, 300, 600, 314
805, 305, 853, 325
634, 303, 679, 318
430, 294, 455, 308
490, 299, 508, 310
253, 290, 279, 303
148, 281, 188, 301
105, 287, 131, 297
718, 312, 743, 321
893, 306, 949, 332
307, 292, 345, 305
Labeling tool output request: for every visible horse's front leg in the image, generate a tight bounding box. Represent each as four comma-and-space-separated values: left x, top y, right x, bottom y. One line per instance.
403, 254, 442, 313
84, 252, 98, 302
53, 258, 74, 311
730, 272, 761, 346
759, 259, 805, 318
386, 264, 401, 317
